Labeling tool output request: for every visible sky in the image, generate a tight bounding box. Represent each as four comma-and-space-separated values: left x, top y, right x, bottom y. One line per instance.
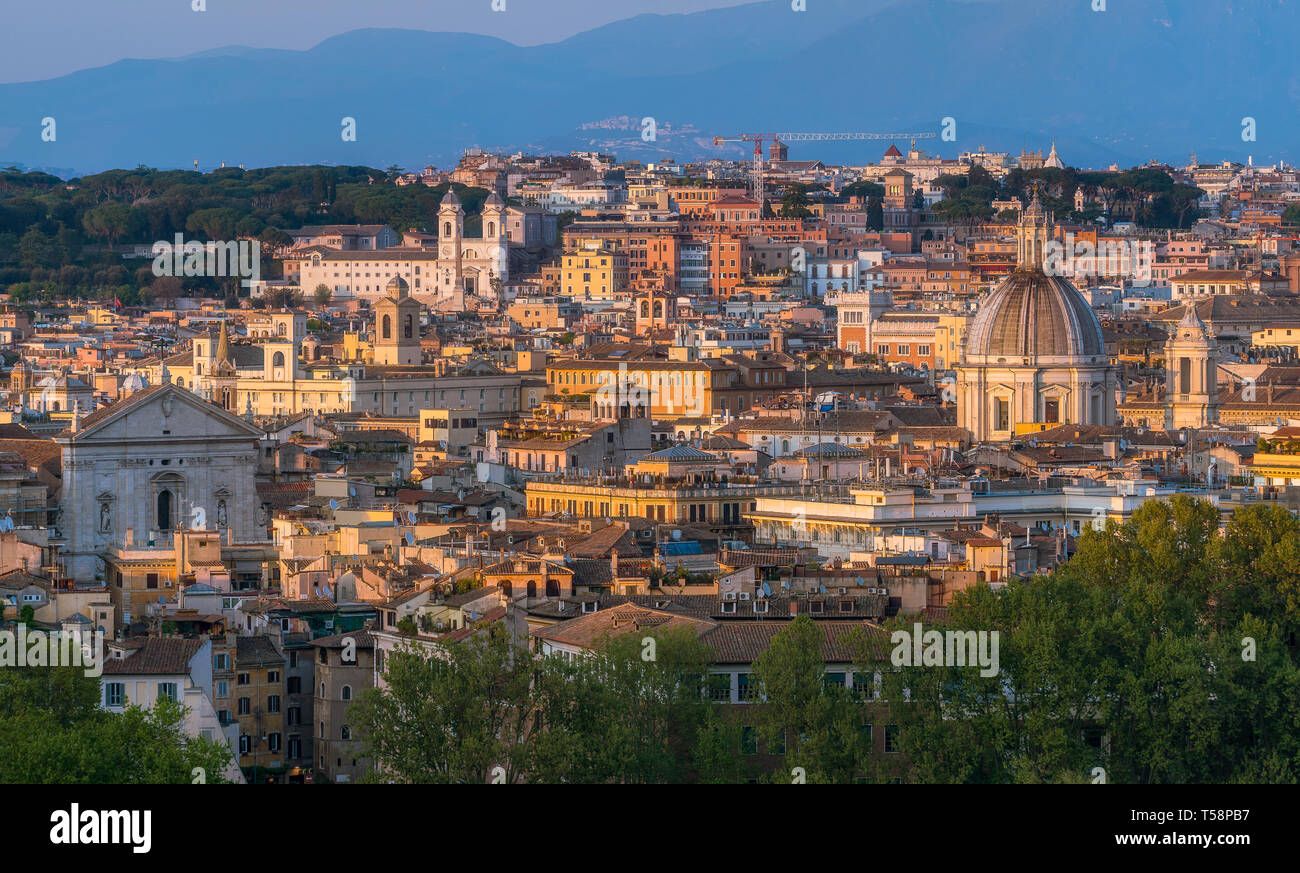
2, 0, 756, 83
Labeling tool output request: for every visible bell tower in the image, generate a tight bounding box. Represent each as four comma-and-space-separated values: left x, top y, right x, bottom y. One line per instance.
374, 276, 422, 366
438, 190, 465, 301
1165, 305, 1219, 429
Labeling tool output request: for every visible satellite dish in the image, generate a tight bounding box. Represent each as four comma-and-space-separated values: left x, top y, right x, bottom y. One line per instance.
856, 575, 864, 586
781, 580, 790, 590
819, 584, 826, 594
328, 498, 339, 511
349, 486, 357, 497
407, 511, 417, 525
762, 581, 771, 598
405, 531, 415, 546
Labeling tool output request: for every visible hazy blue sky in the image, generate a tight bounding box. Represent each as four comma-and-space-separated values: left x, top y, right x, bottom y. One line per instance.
3, 0, 755, 83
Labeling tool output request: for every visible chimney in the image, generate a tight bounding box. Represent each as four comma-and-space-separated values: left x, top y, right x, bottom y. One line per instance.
124, 527, 133, 547
789, 598, 798, 617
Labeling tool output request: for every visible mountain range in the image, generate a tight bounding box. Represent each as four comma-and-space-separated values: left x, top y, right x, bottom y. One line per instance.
1, 0, 1296, 177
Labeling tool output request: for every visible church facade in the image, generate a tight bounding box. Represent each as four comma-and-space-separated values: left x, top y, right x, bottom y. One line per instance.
55, 382, 264, 583
293, 190, 508, 310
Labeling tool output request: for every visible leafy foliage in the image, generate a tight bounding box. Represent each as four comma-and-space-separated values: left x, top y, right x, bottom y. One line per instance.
0, 666, 233, 783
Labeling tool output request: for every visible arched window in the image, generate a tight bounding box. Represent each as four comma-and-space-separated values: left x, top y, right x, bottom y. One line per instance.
341, 685, 352, 701
487, 222, 495, 237
640, 300, 650, 318
272, 351, 285, 368
157, 489, 173, 530
403, 314, 413, 339
526, 580, 537, 598
341, 725, 351, 741
443, 222, 451, 237
278, 323, 287, 336
381, 315, 392, 340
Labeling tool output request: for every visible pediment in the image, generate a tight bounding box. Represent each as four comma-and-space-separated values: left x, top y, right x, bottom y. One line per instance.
71, 384, 263, 444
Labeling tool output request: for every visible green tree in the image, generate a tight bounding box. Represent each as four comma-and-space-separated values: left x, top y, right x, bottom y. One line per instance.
351, 628, 537, 783
0, 667, 233, 783
81, 203, 133, 247
752, 615, 872, 782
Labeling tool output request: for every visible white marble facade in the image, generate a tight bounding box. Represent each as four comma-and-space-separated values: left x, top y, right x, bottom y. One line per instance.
56, 382, 264, 581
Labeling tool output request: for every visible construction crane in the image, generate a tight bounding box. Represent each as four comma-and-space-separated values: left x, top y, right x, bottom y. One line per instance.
711, 130, 937, 208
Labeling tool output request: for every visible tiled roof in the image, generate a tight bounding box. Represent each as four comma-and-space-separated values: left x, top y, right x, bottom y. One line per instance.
235, 635, 283, 666
103, 638, 203, 676
311, 629, 375, 650
701, 620, 889, 665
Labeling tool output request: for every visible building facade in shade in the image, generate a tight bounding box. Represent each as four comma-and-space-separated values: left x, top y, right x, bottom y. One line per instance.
956, 193, 1118, 442
55, 382, 264, 582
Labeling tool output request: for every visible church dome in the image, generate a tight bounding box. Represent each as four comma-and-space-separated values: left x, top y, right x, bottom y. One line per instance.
966, 268, 1105, 361
440, 189, 461, 207
386, 275, 409, 295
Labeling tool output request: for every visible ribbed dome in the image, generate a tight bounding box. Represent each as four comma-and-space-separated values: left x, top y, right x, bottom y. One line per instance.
966, 268, 1105, 360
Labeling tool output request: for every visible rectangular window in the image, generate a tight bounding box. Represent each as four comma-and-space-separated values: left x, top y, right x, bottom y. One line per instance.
238, 697, 251, 715
769, 730, 787, 756
995, 398, 1010, 432
157, 682, 178, 702
740, 726, 758, 756
267, 695, 281, 713
105, 683, 124, 707
885, 724, 900, 753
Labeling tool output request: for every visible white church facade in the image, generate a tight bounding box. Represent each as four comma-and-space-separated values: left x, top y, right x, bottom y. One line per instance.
292, 190, 508, 310
55, 382, 264, 583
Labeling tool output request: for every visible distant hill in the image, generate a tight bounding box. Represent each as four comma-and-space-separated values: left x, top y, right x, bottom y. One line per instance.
0, 0, 1295, 177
